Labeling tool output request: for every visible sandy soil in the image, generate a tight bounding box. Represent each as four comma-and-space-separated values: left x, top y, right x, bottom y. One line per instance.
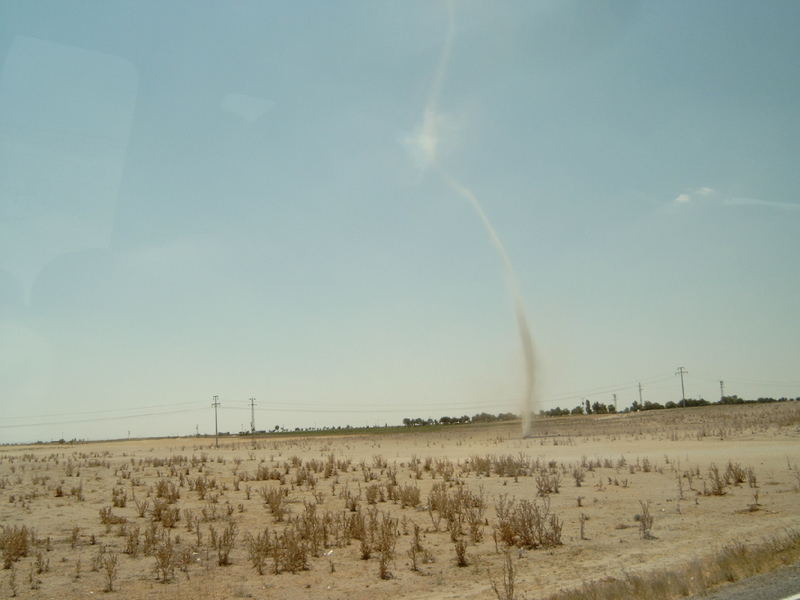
1, 402, 799, 599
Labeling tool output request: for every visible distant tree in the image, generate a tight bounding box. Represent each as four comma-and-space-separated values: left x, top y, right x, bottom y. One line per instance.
684, 398, 709, 407
719, 395, 743, 405
642, 401, 664, 411
585, 399, 591, 414
542, 407, 570, 417
571, 405, 584, 415
472, 412, 499, 423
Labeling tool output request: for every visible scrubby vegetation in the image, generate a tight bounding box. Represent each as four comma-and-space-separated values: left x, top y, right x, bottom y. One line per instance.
0, 402, 798, 599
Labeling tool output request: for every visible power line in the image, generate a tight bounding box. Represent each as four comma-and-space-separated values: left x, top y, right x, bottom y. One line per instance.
218, 373, 678, 413
3, 401, 206, 421
691, 373, 800, 387
224, 405, 503, 415
545, 373, 674, 403
0, 407, 206, 430
5, 369, 794, 437
222, 398, 526, 413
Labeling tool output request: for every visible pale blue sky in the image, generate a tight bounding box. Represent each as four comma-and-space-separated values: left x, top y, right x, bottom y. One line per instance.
1, 1, 798, 442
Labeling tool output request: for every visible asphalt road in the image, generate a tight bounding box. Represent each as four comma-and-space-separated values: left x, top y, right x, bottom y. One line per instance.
689, 563, 800, 600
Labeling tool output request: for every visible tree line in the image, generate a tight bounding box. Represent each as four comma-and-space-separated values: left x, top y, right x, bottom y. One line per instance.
401, 412, 519, 427
540, 395, 798, 417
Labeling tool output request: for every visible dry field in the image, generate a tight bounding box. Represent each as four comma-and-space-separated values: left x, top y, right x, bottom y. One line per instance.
1, 402, 799, 600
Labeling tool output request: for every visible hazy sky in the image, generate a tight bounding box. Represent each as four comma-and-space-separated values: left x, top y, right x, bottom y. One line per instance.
1, 0, 799, 443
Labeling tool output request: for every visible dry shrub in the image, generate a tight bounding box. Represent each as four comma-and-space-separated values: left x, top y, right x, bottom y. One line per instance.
155, 479, 180, 503
1, 526, 30, 569
428, 483, 485, 536
360, 534, 372, 560
91, 545, 106, 572
70, 526, 80, 549
491, 551, 518, 600
153, 538, 175, 582
725, 461, 746, 486
161, 507, 180, 528
466, 506, 485, 543
125, 526, 140, 557
375, 512, 398, 579
216, 520, 238, 566
111, 487, 127, 507
746, 467, 758, 488
536, 472, 561, 496
134, 498, 150, 518
637, 500, 654, 539
244, 529, 271, 575
293, 503, 326, 557
398, 484, 421, 508
34, 551, 49, 574
99, 507, 127, 526
365, 484, 383, 505
454, 537, 468, 567
102, 552, 119, 592
175, 547, 192, 578
407, 523, 426, 571
579, 513, 588, 540
151, 499, 173, 524
193, 476, 208, 500
494, 454, 532, 478
495, 495, 562, 549
572, 468, 585, 487
276, 529, 308, 574
260, 487, 287, 522
707, 464, 727, 496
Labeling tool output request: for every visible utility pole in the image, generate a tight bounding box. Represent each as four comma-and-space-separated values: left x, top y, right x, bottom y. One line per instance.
638, 382, 643, 406
613, 393, 617, 412
719, 380, 724, 403
250, 397, 256, 434
676, 367, 688, 406
212, 395, 220, 448
195, 424, 199, 437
